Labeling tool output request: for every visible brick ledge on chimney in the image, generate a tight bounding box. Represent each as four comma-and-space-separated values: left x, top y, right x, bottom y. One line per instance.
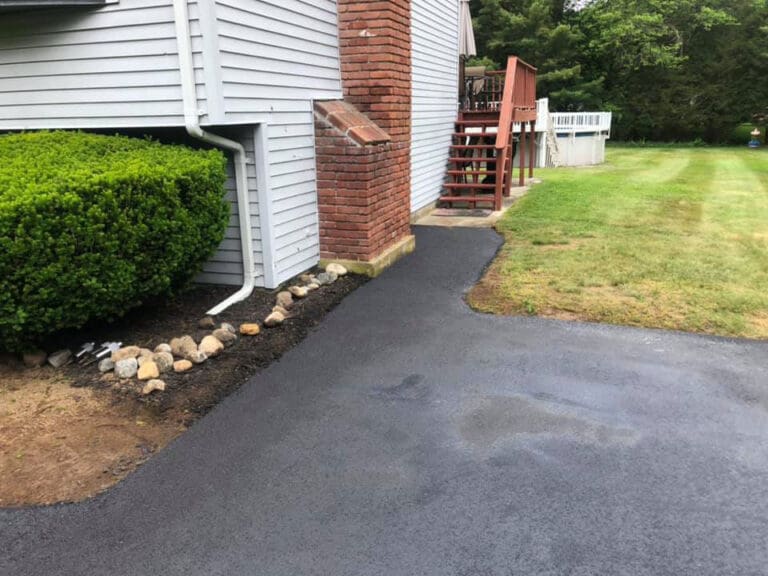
314, 100, 390, 146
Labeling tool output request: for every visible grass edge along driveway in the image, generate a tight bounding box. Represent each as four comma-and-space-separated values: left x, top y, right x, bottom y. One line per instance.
469, 146, 768, 340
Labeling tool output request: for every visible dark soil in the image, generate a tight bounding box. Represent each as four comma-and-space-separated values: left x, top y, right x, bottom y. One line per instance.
2, 270, 366, 506
58, 271, 367, 426
0, 267, 366, 506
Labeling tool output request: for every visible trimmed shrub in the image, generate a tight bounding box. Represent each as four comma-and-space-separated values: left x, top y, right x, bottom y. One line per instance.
0, 131, 229, 351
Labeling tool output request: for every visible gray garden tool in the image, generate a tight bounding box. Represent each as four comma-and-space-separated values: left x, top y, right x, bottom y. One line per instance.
81, 341, 122, 367
75, 342, 96, 364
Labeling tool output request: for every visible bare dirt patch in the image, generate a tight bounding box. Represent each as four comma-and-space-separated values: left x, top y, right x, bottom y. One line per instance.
0, 272, 366, 507
747, 311, 768, 335
468, 268, 692, 331
531, 240, 584, 252
0, 367, 178, 507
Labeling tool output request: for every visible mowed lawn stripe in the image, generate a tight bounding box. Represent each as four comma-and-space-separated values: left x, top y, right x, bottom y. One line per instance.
469, 147, 768, 339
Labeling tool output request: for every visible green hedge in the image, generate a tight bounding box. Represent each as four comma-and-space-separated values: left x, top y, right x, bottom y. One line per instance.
0, 131, 229, 351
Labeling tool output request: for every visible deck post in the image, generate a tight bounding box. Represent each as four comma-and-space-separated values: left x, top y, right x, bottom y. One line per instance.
529, 120, 536, 178
519, 121, 527, 187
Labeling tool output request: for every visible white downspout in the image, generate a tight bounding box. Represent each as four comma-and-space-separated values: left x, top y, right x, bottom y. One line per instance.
172, 0, 256, 316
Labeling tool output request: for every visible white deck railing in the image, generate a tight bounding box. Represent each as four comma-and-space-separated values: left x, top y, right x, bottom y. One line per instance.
511, 100, 611, 135
549, 111, 612, 134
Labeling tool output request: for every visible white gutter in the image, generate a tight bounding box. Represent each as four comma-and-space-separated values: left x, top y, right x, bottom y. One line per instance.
172, 0, 257, 316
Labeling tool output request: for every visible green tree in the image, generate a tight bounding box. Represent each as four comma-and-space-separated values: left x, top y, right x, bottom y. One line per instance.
471, 0, 603, 110
471, 0, 768, 141
576, 0, 743, 140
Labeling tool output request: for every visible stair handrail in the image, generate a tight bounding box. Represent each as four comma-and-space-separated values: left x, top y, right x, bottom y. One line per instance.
494, 57, 537, 207
494, 57, 537, 152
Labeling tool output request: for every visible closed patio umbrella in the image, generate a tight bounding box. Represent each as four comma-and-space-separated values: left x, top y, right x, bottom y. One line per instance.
459, 0, 477, 57
458, 0, 477, 103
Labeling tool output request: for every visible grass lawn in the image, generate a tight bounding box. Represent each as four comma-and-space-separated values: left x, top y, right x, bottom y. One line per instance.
468, 146, 768, 339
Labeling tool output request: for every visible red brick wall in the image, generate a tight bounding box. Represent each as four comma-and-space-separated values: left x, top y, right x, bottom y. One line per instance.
315, 0, 412, 263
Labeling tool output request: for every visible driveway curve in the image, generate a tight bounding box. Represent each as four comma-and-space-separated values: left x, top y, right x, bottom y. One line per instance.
2, 226, 768, 576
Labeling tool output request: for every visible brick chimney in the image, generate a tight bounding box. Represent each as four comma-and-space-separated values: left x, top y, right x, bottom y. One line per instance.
314, 0, 414, 276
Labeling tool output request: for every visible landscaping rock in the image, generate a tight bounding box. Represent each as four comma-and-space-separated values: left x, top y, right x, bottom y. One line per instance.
173, 359, 193, 373
98, 358, 115, 373
299, 273, 314, 283
306, 282, 320, 291
139, 347, 153, 358
170, 336, 198, 360
212, 328, 237, 347
325, 262, 347, 276
137, 355, 152, 368
141, 379, 166, 395
152, 351, 174, 373
316, 271, 337, 285
111, 346, 141, 363
22, 349, 47, 369
100, 372, 116, 383
199, 335, 224, 357
154, 343, 172, 354
276, 291, 293, 309
272, 305, 290, 316
190, 351, 208, 364
239, 323, 261, 336
137, 361, 159, 381
288, 285, 308, 298
264, 311, 285, 327
114, 357, 138, 379
198, 316, 216, 329
220, 322, 236, 335
47, 349, 72, 368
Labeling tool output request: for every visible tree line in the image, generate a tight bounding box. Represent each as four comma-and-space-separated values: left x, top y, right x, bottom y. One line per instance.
470, 0, 768, 142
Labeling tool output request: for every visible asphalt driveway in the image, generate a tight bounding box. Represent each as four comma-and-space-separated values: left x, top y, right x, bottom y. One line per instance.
2, 226, 768, 576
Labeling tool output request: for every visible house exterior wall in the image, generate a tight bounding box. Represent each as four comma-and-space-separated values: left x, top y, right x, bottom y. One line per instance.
0, 0, 342, 288
267, 111, 325, 282
212, 0, 342, 124
0, 0, 343, 129
203, 0, 342, 285
195, 114, 324, 287
195, 126, 255, 286
410, 0, 459, 212
0, 0, 189, 129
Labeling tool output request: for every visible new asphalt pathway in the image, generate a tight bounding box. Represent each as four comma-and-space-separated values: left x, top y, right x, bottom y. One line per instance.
3, 226, 768, 576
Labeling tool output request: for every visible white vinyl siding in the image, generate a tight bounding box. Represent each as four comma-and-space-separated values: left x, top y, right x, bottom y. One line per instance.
196, 113, 320, 287
213, 0, 342, 123
0, 0, 190, 129
410, 0, 459, 212
268, 110, 321, 283
0, 0, 342, 128
196, 127, 255, 286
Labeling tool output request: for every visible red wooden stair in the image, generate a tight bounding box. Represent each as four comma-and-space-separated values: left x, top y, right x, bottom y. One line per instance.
440, 57, 538, 211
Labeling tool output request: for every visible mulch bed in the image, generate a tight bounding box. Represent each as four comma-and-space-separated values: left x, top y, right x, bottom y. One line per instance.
50, 270, 367, 427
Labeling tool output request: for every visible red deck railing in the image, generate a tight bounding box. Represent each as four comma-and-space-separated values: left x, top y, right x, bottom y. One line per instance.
493, 57, 537, 208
